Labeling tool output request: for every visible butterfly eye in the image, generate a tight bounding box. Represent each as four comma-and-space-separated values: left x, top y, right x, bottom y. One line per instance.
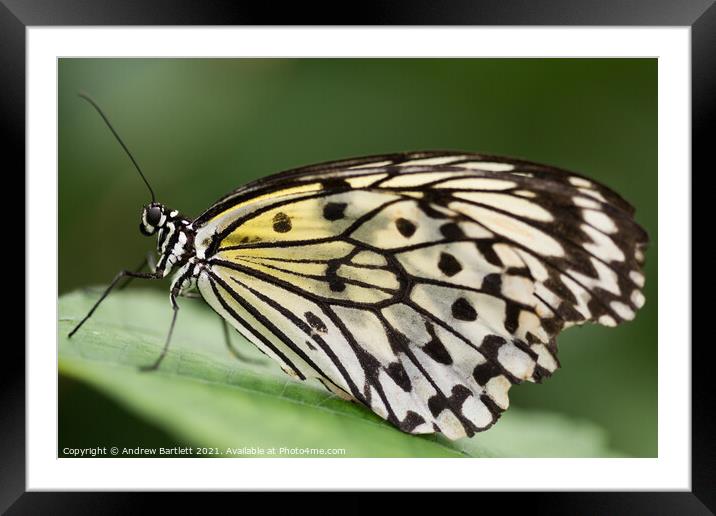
146, 206, 163, 227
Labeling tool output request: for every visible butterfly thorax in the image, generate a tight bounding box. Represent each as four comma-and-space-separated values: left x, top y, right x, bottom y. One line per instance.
139, 203, 196, 278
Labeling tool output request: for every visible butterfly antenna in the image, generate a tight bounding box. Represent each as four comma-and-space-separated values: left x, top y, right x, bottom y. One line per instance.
77, 91, 156, 203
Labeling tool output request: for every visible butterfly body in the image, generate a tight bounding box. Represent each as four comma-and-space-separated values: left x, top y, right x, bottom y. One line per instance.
129, 150, 647, 440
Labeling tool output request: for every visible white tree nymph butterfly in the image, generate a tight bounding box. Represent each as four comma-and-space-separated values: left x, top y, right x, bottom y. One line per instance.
70, 94, 648, 440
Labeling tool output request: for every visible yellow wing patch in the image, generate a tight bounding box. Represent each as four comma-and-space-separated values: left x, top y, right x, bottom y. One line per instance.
219, 191, 398, 249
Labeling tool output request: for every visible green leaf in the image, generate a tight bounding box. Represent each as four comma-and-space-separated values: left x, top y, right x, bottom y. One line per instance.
59, 289, 622, 457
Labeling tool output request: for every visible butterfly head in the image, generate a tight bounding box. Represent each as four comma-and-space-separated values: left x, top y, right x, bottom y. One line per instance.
140, 202, 169, 236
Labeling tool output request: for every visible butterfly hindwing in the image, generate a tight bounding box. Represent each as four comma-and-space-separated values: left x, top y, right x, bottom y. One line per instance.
193, 151, 648, 439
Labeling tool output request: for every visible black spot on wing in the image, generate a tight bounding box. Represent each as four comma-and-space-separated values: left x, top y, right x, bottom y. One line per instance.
385, 362, 412, 392
438, 252, 462, 277
481, 273, 501, 295
422, 322, 453, 365
272, 212, 292, 233
321, 177, 351, 190
439, 222, 464, 240
540, 316, 564, 338
506, 266, 530, 277
476, 335, 523, 385
326, 260, 346, 292
480, 335, 506, 356
532, 364, 552, 383
329, 280, 345, 292
427, 384, 472, 418
504, 304, 521, 335
395, 218, 417, 238
400, 411, 427, 432
473, 361, 502, 386
385, 324, 411, 356
305, 311, 328, 334
451, 297, 477, 321
323, 202, 347, 221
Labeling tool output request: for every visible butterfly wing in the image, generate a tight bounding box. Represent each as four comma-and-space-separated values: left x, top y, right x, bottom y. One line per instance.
192, 151, 648, 439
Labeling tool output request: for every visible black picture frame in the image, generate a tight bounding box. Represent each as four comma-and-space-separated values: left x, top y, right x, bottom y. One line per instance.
5, 0, 710, 511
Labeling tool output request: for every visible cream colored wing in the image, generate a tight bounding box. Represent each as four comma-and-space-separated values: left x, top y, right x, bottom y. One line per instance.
193, 151, 648, 439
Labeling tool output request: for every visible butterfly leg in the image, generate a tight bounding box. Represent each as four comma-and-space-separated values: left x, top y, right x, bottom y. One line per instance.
139, 290, 179, 372
68, 268, 164, 338
175, 290, 265, 364
221, 319, 266, 365
117, 252, 157, 290
139, 263, 202, 372
80, 254, 155, 296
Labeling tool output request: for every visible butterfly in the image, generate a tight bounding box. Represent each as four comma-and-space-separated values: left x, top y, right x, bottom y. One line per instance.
69, 94, 648, 440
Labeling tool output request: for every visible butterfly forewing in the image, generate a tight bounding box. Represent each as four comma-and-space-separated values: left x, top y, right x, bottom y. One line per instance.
192, 151, 648, 439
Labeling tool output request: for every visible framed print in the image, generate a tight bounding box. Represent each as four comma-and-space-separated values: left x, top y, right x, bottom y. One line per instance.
4, 0, 711, 510
54, 56, 659, 460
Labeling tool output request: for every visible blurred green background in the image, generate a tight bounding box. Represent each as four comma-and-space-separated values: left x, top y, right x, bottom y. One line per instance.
58, 58, 657, 457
